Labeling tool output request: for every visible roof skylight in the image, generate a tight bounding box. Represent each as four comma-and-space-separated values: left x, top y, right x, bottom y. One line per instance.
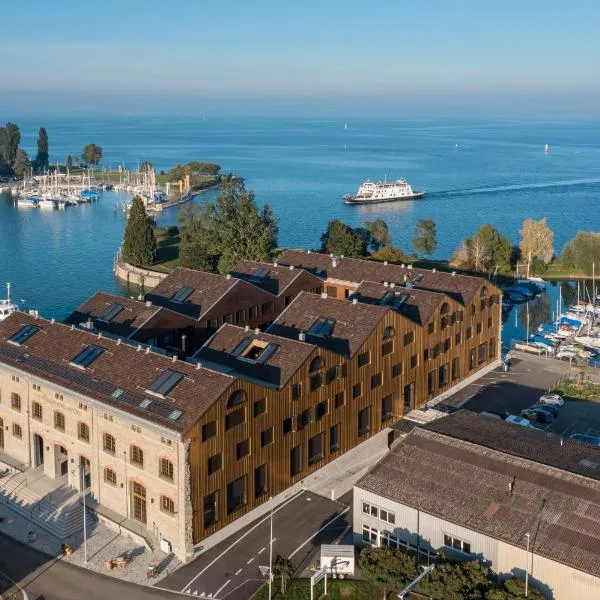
70, 345, 105, 368
8, 324, 40, 346
308, 317, 336, 337
98, 303, 124, 322
147, 368, 184, 397
171, 287, 194, 303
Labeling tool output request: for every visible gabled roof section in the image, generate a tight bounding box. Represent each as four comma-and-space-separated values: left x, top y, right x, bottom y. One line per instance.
229, 260, 321, 296
0, 312, 233, 433
145, 268, 240, 319
195, 324, 315, 387
357, 419, 600, 580
352, 281, 450, 325
267, 292, 387, 357
64, 292, 164, 338
278, 249, 487, 305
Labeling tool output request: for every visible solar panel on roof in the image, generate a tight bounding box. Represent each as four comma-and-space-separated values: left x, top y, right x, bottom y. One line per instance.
171, 287, 194, 303
98, 303, 124, 322
8, 324, 40, 346
70, 345, 105, 368
147, 368, 184, 397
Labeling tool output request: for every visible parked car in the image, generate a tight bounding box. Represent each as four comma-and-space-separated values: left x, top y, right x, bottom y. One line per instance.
569, 433, 600, 447
506, 415, 531, 428
539, 393, 565, 407
480, 411, 505, 421
521, 407, 554, 424
534, 403, 559, 417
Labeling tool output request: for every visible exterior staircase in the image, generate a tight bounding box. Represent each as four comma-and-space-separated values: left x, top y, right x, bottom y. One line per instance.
0, 467, 95, 539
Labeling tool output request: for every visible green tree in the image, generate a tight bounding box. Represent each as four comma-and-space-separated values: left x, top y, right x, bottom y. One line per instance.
320, 219, 368, 257
178, 208, 214, 271
122, 196, 157, 267
0, 158, 12, 177
412, 218, 437, 256
12, 149, 31, 177
561, 231, 600, 276
82, 143, 103, 165
66, 155, 75, 170
0, 122, 21, 166
419, 559, 492, 600
358, 547, 417, 600
271, 555, 294, 595
519, 217, 554, 267
35, 127, 49, 172
365, 219, 391, 251
371, 245, 416, 264
485, 577, 545, 599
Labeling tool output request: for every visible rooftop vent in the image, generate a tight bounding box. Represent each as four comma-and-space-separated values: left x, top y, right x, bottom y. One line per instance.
172, 355, 177, 362
408, 264, 413, 270
307, 249, 311, 254
138, 294, 144, 301
401, 264, 406, 268
289, 265, 294, 270
321, 292, 328, 299
137, 344, 142, 351
352, 298, 358, 305
384, 281, 389, 287
146, 346, 150, 353
254, 327, 260, 334
432, 268, 436, 273
117, 338, 121, 345
404, 275, 408, 282
384, 261, 388, 265
145, 300, 152, 307
452, 271, 456, 276
244, 325, 250, 332
97, 332, 102, 338
332, 258, 338, 268
330, 253, 334, 258
51, 318, 55, 324
196, 361, 202, 369
226, 273, 231, 280
390, 282, 396, 289
274, 262, 278, 267
71, 324, 75, 330
298, 331, 306, 342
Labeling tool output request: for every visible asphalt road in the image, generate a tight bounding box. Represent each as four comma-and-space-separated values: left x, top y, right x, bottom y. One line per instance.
0, 533, 182, 600
160, 489, 351, 600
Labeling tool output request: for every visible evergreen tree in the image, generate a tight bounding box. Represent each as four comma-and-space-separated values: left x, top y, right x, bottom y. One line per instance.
0, 122, 21, 166
122, 196, 157, 267
12, 149, 31, 177
419, 558, 492, 600
412, 218, 437, 256
358, 547, 417, 600
35, 127, 49, 172
82, 143, 103, 165
271, 555, 295, 595
365, 219, 391, 251
179, 217, 214, 271
320, 219, 368, 257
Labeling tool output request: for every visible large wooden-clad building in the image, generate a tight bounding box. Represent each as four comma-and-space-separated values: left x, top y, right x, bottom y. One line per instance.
0, 253, 501, 560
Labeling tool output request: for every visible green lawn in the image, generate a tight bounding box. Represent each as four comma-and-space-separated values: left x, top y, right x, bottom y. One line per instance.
554, 379, 600, 401
149, 227, 181, 273
253, 579, 377, 600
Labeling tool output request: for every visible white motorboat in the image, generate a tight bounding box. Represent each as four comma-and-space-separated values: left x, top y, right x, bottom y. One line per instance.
38, 198, 56, 209
0, 283, 18, 321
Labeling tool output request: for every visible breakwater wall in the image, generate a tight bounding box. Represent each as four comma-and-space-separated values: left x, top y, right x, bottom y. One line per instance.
113, 260, 166, 289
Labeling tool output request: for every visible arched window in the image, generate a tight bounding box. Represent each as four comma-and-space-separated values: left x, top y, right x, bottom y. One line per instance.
440, 303, 450, 315
383, 326, 396, 340
440, 303, 450, 329
227, 390, 247, 409
480, 286, 488, 297
309, 356, 325, 373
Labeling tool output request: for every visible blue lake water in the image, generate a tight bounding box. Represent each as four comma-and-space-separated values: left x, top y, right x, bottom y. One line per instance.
1, 117, 600, 337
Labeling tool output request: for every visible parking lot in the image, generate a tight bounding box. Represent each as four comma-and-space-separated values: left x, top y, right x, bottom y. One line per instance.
446, 354, 600, 443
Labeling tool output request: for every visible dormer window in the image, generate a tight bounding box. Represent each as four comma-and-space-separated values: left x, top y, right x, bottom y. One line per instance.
170, 287, 194, 303
232, 338, 279, 364
308, 317, 335, 337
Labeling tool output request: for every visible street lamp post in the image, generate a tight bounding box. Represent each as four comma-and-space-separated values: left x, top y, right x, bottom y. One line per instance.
524, 532, 531, 597
268, 496, 274, 600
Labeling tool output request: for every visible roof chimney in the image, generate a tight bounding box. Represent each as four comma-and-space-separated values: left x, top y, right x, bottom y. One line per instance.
71, 324, 75, 330
137, 344, 142, 351
146, 346, 151, 353
432, 268, 436, 273
352, 298, 358, 305
384, 260, 388, 265
196, 361, 202, 370
172, 355, 177, 362
273, 262, 278, 267
407, 264, 413, 270
452, 271, 456, 276
298, 331, 306, 342
138, 294, 144, 301
383, 281, 389, 287
340, 255, 344, 259
560, 437, 564, 446
226, 273, 231, 280
508, 475, 516, 496
117, 338, 121, 344
289, 265, 294, 270
330, 253, 334, 258
307, 249, 311, 254
254, 327, 260, 334
390, 282, 396, 289
97, 332, 102, 338
321, 292, 328, 299
401, 264, 406, 268
51, 318, 55, 324
244, 325, 250, 332
145, 300, 152, 307
332, 257, 338, 268
404, 275, 408, 282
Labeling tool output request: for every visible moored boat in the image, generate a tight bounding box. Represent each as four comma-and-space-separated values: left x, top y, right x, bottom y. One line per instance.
0, 283, 18, 321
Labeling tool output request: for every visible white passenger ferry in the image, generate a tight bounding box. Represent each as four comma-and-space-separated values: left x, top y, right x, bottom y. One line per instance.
343, 178, 425, 205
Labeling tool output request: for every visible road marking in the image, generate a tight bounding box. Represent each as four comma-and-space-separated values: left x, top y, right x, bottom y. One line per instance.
272, 537, 277, 543
258, 547, 265, 554
288, 507, 351, 559
247, 557, 255, 565
214, 580, 231, 598
0, 568, 29, 600
180, 489, 305, 591
235, 568, 243, 576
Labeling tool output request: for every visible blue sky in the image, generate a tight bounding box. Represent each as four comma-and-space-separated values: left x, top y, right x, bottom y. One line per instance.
2, 0, 599, 116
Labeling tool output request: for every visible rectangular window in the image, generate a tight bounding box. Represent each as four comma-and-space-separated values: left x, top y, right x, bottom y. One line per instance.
204, 491, 218, 528
253, 398, 266, 418
427, 370, 435, 394
227, 475, 247, 514
104, 467, 117, 486
261, 426, 273, 447
469, 349, 476, 369
32, 401, 42, 420
455, 310, 463, 322
54, 411, 65, 431
478, 343, 487, 364
208, 453, 222, 475
404, 331, 414, 346
70, 344, 105, 368
161, 496, 175, 515
103, 433, 116, 454
358, 351, 370, 368
489, 337, 496, 357
334, 391, 345, 409
160, 458, 174, 481
466, 327, 472, 340
316, 400, 328, 420
438, 364, 449, 388
261, 301, 275, 314
130, 445, 144, 467
432, 344, 440, 359
362, 525, 378, 545
488, 316, 493, 329
382, 341, 393, 357
444, 338, 451, 352
455, 331, 461, 346
8, 324, 40, 346
329, 423, 341, 453
444, 534, 472, 554
290, 444, 303, 477
202, 421, 217, 442
371, 372, 382, 390
78, 422, 90, 442
12, 423, 22, 439
381, 394, 393, 422
236, 439, 250, 460
358, 406, 371, 436
255, 464, 267, 497
235, 310, 245, 324
428, 322, 434, 335
291, 383, 302, 400
147, 368, 184, 397
403, 383, 414, 412
283, 417, 293, 435
352, 383, 362, 400
410, 354, 418, 369
477, 322, 482, 334
171, 286, 194, 303
452, 357, 460, 380
310, 373, 323, 392
11, 393, 21, 411
225, 407, 245, 431
423, 349, 429, 361
392, 362, 403, 378
325, 286, 337, 299
297, 408, 312, 430
308, 432, 324, 465
471, 304, 476, 316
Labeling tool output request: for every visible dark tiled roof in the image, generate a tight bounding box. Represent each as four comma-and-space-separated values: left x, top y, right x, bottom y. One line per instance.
196, 324, 315, 387
267, 292, 387, 357
229, 260, 305, 296
358, 422, 600, 579
64, 292, 162, 338
423, 410, 600, 481
351, 281, 447, 325
0, 312, 233, 433
278, 249, 486, 305
145, 268, 240, 319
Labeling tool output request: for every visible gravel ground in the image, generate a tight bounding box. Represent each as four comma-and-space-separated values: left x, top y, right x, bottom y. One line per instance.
0, 501, 180, 585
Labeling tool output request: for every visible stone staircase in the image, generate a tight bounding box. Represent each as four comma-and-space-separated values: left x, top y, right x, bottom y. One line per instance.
0, 467, 95, 539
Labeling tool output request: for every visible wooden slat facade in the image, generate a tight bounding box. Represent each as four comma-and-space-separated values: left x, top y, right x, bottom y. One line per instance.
185, 280, 502, 545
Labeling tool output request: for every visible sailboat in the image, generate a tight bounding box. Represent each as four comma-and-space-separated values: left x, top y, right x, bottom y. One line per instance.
544, 144, 549, 154
344, 123, 348, 130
